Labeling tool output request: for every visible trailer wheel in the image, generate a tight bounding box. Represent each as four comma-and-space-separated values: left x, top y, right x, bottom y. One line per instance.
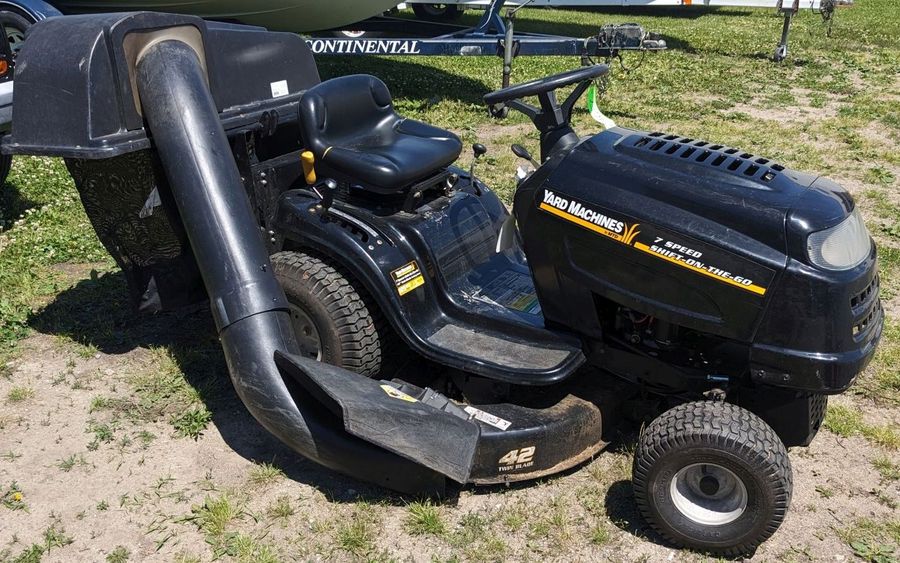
0, 10, 33, 55
271, 251, 394, 377
411, 4, 463, 22
633, 401, 792, 556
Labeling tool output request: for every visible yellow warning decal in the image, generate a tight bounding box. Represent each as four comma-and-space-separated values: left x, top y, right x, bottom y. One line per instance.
380, 384, 418, 403
391, 261, 425, 296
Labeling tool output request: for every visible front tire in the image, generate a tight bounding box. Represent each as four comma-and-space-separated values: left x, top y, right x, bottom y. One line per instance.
271, 251, 393, 377
632, 401, 792, 556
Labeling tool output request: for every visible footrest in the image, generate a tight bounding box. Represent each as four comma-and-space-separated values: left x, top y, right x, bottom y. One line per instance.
427, 323, 580, 375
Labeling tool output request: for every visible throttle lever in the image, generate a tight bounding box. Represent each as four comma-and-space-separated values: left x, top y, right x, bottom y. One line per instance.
312, 178, 338, 213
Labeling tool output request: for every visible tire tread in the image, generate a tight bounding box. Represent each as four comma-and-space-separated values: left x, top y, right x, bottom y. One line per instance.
632, 401, 792, 556
271, 251, 394, 376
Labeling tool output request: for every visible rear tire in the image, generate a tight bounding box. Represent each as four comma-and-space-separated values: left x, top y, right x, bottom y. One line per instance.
632, 401, 792, 556
411, 4, 463, 22
271, 251, 395, 377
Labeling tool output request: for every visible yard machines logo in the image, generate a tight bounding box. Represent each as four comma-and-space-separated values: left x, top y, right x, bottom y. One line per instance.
540, 190, 641, 245
539, 189, 770, 296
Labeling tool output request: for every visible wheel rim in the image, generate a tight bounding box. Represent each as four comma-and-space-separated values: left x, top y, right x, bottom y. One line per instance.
669, 463, 748, 526
6, 27, 25, 54
339, 30, 366, 38
289, 304, 322, 361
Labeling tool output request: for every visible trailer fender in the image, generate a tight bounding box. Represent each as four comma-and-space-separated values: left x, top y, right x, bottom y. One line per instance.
0, 0, 61, 22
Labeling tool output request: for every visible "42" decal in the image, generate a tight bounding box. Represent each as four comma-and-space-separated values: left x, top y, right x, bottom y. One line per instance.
498, 446, 536, 472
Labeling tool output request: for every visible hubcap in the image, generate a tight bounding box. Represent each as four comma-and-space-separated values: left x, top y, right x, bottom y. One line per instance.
289, 305, 322, 360
669, 463, 748, 526
6, 27, 25, 55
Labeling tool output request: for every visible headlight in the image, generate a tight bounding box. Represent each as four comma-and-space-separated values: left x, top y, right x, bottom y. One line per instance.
806, 209, 871, 270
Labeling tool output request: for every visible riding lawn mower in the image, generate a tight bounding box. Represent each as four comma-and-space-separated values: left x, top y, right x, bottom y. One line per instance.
4, 12, 882, 555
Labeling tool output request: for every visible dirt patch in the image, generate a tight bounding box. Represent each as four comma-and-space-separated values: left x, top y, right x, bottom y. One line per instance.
1, 324, 898, 561
473, 122, 533, 144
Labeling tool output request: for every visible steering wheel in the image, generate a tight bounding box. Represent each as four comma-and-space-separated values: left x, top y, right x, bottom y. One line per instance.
483, 64, 609, 106
483, 64, 609, 160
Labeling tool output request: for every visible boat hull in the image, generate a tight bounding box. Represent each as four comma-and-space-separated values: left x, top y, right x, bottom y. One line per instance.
51, 0, 399, 31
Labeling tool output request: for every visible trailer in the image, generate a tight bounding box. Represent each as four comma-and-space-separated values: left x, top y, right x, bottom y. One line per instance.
315, 0, 666, 101
403, 0, 846, 61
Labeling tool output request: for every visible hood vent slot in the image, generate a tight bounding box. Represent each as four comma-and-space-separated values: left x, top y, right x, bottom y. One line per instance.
631, 132, 783, 182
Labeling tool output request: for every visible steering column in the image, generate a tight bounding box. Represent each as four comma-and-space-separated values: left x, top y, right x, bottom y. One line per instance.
484, 64, 609, 161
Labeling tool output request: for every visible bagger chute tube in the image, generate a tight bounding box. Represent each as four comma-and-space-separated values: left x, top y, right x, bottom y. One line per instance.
4, 13, 882, 556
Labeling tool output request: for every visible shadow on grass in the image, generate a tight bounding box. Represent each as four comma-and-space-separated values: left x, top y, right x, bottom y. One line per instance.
28, 270, 426, 505
316, 56, 493, 105
0, 181, 36, 229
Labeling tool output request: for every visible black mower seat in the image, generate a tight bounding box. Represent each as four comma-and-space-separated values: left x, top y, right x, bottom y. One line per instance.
298, 74, 462, 194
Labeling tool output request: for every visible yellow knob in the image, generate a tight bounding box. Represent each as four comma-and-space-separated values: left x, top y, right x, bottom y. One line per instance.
301, 150, 316, 185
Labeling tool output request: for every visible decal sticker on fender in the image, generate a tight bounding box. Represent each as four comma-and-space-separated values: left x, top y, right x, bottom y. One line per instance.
380, 384, 418, 403
538, 189, 772, 296
498, 446, 536, 472
464, 406, 512, 430
391, 261, 425, 296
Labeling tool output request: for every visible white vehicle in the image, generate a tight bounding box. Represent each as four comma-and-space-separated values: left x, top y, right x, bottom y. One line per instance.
408, 0, 830, 18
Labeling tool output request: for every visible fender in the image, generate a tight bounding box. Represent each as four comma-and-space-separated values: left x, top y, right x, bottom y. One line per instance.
274, 189, 585, 384
0, 0, 62, 20
274, 191, 438, 362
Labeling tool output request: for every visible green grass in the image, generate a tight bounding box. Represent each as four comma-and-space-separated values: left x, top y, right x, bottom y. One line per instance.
265, 495, 295, 521
838, 518, 900, 563
56, 453, 88, 472
590, 524, 612, 546
86, 419, 116, 449
335, 503, 382, 557
106, 546, 130, 563
1, 481, 26, 511
42, 522, 74, 550
873, 456, 900, 482
0, 157, 109, 355
824, 404, 900, 449
446, 511, 508, 561
405, 501, 446, 536
125, 348, 215, 438
859, 319, 900, 403
171, 406, 212, 440
6, 544, 44, 563
191, 494, 243, 537
247, 461, 285, 487
6, 386, 34, 403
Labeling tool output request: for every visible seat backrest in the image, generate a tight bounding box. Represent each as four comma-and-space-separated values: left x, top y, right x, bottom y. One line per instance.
299, 74, 397, 156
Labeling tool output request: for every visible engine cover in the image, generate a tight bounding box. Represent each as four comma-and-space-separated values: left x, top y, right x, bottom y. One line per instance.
516, 128, 882, 392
